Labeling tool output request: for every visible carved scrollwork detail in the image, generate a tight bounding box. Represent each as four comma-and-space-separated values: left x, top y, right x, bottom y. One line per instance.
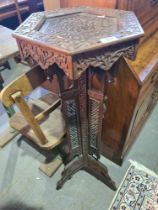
17, 39, 72, 78
73, 41, 138, 79
14, 7, 143, 80
17, 39, 138, 80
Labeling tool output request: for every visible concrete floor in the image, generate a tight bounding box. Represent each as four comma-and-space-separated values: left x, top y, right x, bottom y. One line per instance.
0, 60, 158, 210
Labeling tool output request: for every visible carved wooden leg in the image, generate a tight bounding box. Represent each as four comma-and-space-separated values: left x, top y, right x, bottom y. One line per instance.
56, 155, 84, 190
56, 69, 116, 191
57, 154, 116, 191
84, 156, 116, 191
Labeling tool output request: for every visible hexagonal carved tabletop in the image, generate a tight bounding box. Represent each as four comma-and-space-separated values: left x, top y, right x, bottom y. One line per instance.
13, 7, 144, 190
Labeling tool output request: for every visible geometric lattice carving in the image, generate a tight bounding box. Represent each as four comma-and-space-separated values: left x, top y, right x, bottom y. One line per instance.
66, 99, 79, 149
89, 99, 100, 149
78, 72, 88, 155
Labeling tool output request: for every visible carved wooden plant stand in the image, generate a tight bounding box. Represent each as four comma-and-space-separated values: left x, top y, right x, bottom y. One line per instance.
13, 7, 144, 190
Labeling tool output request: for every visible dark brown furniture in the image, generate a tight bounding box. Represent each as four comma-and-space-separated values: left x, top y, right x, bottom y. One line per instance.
12, 7, 143, 190
102, 30, 158, 165
60, 0, 158, 165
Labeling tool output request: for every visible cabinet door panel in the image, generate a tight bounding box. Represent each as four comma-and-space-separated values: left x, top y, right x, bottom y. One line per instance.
122, 88, 153, 156
132, 94, 152, 132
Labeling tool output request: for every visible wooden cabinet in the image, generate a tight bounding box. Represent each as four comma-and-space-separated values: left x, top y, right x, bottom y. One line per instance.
118, 0, 158, 25
101, 31, 158, 165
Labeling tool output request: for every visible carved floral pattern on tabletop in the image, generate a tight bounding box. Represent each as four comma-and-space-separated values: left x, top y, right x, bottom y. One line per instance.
14, 7, 143, 80
14, 7, 143, 54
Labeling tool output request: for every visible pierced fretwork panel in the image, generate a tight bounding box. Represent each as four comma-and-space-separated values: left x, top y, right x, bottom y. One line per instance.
89, 99, 100, 149
66, 99, 79, 149
78, 72, 88, 156
87, 68, 106, 158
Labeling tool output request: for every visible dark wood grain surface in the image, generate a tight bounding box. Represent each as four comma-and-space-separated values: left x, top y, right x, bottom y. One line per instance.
60, 0, 158, 44
13, 7, 143, 80
13, 7, 143, 54
101, 31, 158, 165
